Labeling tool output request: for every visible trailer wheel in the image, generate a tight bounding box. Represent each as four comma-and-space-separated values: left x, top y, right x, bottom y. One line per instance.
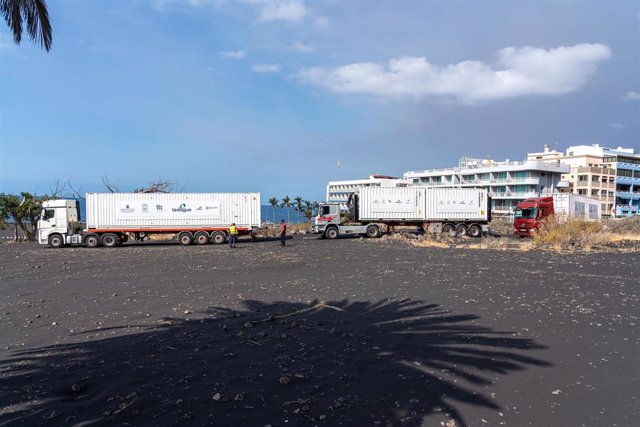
442, 223, 456, 237
366, 224, 380, 238
178, 232, 194, 246
85, 234, 100, 248
48, 234, 64, 248
325, 227, 339, 239
194, 231, 210, 245
102, 233, 119, 248
468, 224, 482, 238
211, 231, 226, 245
455, 224, 468, 237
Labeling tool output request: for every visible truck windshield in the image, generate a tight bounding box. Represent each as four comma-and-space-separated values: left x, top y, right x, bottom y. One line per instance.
514, 207, 537, 219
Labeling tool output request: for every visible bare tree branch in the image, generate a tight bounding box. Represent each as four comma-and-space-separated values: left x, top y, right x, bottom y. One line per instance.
101, 176, 120, 193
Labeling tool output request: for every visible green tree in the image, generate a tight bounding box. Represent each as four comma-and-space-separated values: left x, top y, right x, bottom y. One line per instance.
1, 0, 52, 51
0, 192, 46, 241
294, 196, 304, 223
281, 196, 291, 223
268, 197, 279, 223
303, 200, 315, 222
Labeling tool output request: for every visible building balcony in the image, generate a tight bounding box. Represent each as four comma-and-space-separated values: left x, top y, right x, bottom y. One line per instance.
616, 191, 640, 200
489, 191, 539, 199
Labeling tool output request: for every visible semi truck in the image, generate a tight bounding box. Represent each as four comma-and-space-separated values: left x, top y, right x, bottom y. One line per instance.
513, 193, 601, 237
312, 186, 491, 239
37, 192, 261, 248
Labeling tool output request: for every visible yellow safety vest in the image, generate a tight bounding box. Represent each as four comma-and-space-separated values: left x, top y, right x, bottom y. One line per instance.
229, 225, 238, 235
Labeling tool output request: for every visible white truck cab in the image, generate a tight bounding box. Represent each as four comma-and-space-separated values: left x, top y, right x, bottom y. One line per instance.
37, 199, 82, 247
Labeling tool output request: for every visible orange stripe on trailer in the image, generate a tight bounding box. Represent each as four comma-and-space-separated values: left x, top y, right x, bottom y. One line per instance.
87, 227, 251, 233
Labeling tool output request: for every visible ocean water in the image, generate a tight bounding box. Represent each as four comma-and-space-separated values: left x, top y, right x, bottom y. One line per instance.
75, 200, 309, 224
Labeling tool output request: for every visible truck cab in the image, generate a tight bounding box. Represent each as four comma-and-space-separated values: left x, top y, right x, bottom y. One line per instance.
513, 197, 553, 237
37, 199, 82, 247
312, 203, 341, 234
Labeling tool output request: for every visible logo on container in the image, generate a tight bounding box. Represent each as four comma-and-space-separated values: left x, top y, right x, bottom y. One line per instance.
120, 204, 134, 213
172, 203, 192, 213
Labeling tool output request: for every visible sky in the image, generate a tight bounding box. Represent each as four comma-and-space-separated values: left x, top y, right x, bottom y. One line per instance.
1, 0, 639, 202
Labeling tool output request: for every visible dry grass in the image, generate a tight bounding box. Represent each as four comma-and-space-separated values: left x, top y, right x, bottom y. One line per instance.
530, 217, 640, 251
406, 216, 640, 253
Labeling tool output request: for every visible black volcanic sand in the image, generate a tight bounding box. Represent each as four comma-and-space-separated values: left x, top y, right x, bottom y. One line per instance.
0, 236, 638, 426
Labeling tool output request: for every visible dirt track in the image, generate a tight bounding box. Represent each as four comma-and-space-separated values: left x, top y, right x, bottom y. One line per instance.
0, 236, 638, 426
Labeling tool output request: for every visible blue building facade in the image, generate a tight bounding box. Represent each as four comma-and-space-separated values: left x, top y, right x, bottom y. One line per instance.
604, 155, 640, 216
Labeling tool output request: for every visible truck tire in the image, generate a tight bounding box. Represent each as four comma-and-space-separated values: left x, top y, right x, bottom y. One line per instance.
102, 233, 119, 248
194, 231, 210, 245
211, 231, 226, 245
84, 234, 100, 248
468, 224, 482, 238
442, 223, 456, 237
48, 234, 64, 248
178, 232, 193, 246
325, 227, 339, 239
366, 224, 380, 238
455, 224, 468, 237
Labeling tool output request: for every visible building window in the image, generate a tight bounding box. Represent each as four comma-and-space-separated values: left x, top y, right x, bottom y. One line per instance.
591, 190, 598, 197
617, 169, 632, 177
578, 175, 588, 181
591, 175, 599, 182
577, 189, 587, 195
494, 172, 507, 181
513, 171, 529, 179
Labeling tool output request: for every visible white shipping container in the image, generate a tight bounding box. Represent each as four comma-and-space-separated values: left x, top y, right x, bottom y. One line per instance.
552, 193, 601, 221
359, 187, 424, 220
424, 187, 489, 221
86, 193, 261, 230
357, 187, 489, 221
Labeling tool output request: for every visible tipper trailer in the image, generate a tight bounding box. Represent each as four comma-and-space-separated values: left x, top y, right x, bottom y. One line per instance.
312, 187, 491, 239
514, 193, 601, 237
37, 192, 261, 248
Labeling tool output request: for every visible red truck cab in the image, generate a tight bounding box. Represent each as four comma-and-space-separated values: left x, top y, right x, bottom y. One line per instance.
513, 196, 554, 237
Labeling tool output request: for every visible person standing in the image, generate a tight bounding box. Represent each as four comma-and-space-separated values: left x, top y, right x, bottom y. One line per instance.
228, 223, 238, 248
279, 219, 287, 247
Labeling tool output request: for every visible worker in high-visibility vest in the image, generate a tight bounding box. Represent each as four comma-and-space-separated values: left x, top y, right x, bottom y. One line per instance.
228, 223, 238, 248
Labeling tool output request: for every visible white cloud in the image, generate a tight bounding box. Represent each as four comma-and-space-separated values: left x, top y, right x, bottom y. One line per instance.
297, 43, 612, 103
609, 123, 625, 130
220, 50, 246, 59
260, 0, 307, 22
251, 63, 283, 73
622, 91, 640, 100
290, 40, 315, 53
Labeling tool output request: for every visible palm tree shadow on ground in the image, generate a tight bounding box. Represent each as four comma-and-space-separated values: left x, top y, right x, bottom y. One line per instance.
0, 299, 551, 426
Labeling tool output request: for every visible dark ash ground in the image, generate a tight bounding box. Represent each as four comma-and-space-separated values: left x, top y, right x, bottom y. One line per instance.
0, 235, 638, 426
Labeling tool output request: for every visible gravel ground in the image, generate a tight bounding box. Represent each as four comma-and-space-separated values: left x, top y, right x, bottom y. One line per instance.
0, 235, 638, 426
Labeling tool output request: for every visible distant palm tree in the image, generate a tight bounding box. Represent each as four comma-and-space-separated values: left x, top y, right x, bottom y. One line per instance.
268, 197, 279, 223
281, 196, 291, 223
303, 200, 314, 222
294, 196, 304, 223
1, 0, 52, 51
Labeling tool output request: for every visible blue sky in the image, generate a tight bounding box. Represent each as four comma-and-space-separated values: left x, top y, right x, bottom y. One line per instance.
1, 0, 638, 202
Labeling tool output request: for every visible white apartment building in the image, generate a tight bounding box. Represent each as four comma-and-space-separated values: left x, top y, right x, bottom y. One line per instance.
527, 144, 638, 217
403, 157, 569, 216
326, 174, 411, 210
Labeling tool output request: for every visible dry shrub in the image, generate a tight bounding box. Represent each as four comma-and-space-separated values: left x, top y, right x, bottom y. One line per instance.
530, 217, 605, 250
602, 216, 640, 235
487, 217, 515, 236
